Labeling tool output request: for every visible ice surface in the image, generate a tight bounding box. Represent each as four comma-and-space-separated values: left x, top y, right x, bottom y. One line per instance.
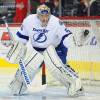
0, 68, 100, 100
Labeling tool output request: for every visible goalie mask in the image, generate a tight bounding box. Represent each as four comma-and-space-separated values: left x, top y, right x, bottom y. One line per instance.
37, 4, 51, 27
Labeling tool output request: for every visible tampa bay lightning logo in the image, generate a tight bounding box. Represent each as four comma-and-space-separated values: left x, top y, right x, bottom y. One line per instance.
33, 33, 47, 43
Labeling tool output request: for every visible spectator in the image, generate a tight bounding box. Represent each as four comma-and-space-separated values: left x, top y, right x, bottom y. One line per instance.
52, 0, 60, 16
76, 0, 99, 16
44, 0, 55, 15
89, 0, 99, 16
76, 0, 88, 16
44, 0, 64, 17
52, 0, 64, 17
13, 0, 28, 23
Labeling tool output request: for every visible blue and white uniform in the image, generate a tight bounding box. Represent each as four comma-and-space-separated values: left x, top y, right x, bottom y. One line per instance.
16, 14, 72, 64
9, 4, 83, 96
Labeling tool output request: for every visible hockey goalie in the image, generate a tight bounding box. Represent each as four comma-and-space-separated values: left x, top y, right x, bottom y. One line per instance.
4, 4, 84, 96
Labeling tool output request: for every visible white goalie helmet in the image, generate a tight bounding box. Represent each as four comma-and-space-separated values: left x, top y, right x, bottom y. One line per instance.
37, 4, 50, 15
37, 4, 51, 27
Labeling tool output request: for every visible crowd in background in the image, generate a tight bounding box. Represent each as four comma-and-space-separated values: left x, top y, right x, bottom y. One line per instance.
74, 0, 99, 16
0, 0, 100, 23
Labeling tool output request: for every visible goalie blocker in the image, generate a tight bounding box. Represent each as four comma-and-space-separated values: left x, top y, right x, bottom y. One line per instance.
7, 41, 83, 96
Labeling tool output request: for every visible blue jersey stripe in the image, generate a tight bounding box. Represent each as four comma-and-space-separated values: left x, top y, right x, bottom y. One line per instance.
62, 33, 72, 42
16, 31, 29, 41
56, 33, 72, 64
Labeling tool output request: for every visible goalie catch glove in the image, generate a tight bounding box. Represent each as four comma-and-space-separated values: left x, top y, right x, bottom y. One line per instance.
75, 29, 90, 47
6, 41, 27, 64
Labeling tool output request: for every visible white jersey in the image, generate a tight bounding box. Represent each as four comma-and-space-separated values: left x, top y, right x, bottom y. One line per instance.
16, 14, 71, 49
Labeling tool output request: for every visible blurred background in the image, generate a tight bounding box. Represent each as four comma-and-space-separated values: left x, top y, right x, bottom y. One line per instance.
0, 0, 100, 24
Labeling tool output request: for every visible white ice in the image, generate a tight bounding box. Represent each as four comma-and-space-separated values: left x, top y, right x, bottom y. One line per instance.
0, 70, 100, 100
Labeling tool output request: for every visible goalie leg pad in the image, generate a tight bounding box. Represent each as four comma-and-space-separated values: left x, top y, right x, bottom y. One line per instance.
9, 47, 44, 95
9, 74, 27, 95
43, 45, 83, 96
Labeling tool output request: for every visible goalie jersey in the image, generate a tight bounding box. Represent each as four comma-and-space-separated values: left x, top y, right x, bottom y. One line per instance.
16, 14, 71, 48
16, 14, 72, 63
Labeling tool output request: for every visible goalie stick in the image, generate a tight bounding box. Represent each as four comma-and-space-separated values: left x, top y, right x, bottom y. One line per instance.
2, 16, 31, 86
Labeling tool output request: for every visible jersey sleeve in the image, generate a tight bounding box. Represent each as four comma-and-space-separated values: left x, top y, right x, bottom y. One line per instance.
57, 20, 72, 39
16, 19, 29, 45
56, 20, 72, 47
63, 33, 76, 48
